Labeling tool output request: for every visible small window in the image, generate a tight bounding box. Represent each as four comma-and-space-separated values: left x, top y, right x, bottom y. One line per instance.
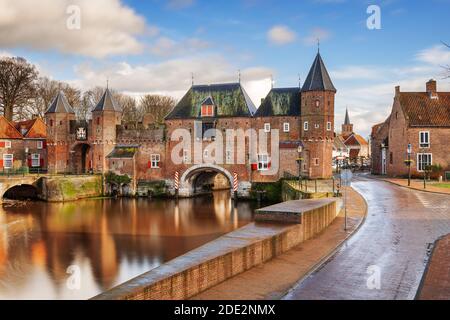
327, 122, 332, 131
417, 153, 432, 171
264, 123, 271, 133
304, 121, 309, 131
31, 154, 40, 167
315, 100, 320, 107
37, 141, 43, 149
3, 154, 13, 169
4, 141, 11, 149
283, 122, 290, 132
59, 120, 63, 126
315, 123, 320, 129
313, 158, 320, 166
204, 149, 208, 158
419, 131, 430, 148
257, 154, 269, 171
390, 152, 393, 165
150, 154, 160, 168
96, 117, 100, 125
201, 105, 214, 117
49, 119, 54, 127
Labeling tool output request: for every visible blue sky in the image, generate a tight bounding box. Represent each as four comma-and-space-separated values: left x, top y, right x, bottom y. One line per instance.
1, 0, 450, 137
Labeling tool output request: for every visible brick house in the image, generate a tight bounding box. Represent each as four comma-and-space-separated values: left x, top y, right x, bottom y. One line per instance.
371, 80, 450, 177
0, 116, 47, 172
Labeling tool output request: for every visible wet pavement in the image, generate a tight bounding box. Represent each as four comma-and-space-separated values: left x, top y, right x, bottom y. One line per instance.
283, 174, 450, 300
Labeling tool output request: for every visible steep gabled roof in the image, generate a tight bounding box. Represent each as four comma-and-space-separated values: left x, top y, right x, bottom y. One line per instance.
0, 116, 22, 139
399, 92, 450, 127
254, 87, 300, 117
45, 91, 75, 114
93, 88, 122, 112
302, 53, 336, 92
165, 83, 256, 119
344, 133, 368, 147
14, 118, 47, 139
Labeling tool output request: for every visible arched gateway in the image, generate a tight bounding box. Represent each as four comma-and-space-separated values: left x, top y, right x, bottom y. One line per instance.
179, 164, 234, 197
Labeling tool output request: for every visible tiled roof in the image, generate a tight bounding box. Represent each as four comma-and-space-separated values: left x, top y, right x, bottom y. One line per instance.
344, 133, 368, 146
399, 92, 450, 127
302, 53, 336, 93
93, 88, 122, 112
166, 83, 256, 119
0, 116, 22, 139
45, 91, 75, 114
106, 146, 138, 159
254, 88, 300, 117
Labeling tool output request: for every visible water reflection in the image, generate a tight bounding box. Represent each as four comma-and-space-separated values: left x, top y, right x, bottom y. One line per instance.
0, 191, 257, 300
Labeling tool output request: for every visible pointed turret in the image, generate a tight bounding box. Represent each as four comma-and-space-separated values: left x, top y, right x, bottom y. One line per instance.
93, 88, 122, 112
344, 108, 350, 125
302, 53, 336, 92
45, 91, 75, 114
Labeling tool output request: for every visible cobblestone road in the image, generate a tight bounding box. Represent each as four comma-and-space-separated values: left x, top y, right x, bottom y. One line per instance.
283, 174, 450, 300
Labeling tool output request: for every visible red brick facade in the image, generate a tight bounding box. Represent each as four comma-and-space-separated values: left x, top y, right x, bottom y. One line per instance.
372, 80, 450, 178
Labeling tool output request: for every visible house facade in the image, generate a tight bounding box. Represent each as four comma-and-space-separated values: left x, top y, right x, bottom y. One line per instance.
0, 116, 47, 172
371, 80, 450, 177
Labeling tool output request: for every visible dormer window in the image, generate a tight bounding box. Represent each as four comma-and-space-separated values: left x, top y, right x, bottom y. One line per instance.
200, 96, 215, 117
201, 105, 214, 117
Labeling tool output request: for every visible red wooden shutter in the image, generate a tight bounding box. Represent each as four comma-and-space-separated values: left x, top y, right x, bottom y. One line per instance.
0, 141, 5, 148
0, 160, 3, 168
40, 158, 44, 167
43, 141, 47, 149
147, 160, 151, 169
28, 158, 32, 167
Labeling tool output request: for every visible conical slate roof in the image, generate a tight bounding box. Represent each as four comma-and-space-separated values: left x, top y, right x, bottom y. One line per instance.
344, 108, 350, 125
93, 88, 122, 112
302, 53, 336, 92
45, 91, 75, 114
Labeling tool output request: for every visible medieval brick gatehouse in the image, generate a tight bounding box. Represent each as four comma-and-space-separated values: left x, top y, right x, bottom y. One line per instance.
42, 52, 337, 197
371, 80, 450, 177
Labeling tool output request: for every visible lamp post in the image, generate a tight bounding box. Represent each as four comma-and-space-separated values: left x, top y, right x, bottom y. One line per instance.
296, 145, 304, 196
407, 143, 412, 186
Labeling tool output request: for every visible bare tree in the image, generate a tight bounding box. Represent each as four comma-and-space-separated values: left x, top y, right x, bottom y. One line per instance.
20, 77, 81, 120
139, 94, 176, 125
0, 57, 38, 121
116, 93, 142, 125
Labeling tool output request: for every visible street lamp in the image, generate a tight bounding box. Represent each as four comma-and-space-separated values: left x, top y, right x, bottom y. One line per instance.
404, 143, 412, 186
296, 145, 304, 194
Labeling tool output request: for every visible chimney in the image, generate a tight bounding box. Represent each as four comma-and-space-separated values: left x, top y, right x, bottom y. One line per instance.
426, 79, 438, 99
395, 86, 400, 96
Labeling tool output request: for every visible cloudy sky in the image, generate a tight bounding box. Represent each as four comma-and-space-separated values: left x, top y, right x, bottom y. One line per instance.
1, 0, 450, 138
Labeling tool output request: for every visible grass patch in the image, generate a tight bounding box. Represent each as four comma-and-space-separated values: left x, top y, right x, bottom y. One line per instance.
432, 183, 450, 189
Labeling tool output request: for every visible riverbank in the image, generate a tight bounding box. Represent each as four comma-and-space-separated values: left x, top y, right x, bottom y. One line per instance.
191, 187, 366, 300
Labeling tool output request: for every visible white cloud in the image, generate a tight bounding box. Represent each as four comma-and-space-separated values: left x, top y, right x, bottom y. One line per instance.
0, 0, 154, 58
331, 66, 384, 80
415, 44, 450, 66
149, 37, 210, 57
70, 54, 273, 104
303, 28, 331, 46
0, 51, 13, 58
267, 25, 297, 46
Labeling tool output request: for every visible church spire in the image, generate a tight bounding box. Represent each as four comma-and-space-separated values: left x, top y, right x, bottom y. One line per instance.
344, 108, 350, 125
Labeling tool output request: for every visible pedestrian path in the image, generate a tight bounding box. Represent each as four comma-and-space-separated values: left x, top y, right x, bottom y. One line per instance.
191, 187, 367, 300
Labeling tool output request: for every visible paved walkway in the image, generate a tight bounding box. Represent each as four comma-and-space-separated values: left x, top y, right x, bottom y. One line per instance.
283, 174, 450, 300
191, 187, 366, 300
416, 234, 450, 300
383, 178, 450, 195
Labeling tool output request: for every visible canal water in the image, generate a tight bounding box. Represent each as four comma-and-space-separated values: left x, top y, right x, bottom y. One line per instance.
0, 191, 260, 300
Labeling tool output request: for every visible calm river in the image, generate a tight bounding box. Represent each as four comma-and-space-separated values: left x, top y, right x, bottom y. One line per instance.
0, 191, 259, 300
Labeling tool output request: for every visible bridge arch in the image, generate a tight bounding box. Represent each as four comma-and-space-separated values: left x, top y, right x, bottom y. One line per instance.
2, 184, 39, 201
179, 164, 234, 197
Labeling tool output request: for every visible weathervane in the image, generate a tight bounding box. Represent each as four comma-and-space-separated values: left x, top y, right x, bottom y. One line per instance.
317, 38, 320, 53
298, 74, 302, 89
238, 69, 241, 83
191, 72, 194, 86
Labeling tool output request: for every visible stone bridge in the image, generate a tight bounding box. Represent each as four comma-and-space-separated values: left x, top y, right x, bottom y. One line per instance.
0, 176, 43, 203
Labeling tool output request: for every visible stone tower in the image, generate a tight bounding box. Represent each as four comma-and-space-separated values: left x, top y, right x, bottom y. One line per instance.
342, 108, 353, 137
91, 88, 122, 172
44, 91, 76, 174
300, 52, 336, 179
